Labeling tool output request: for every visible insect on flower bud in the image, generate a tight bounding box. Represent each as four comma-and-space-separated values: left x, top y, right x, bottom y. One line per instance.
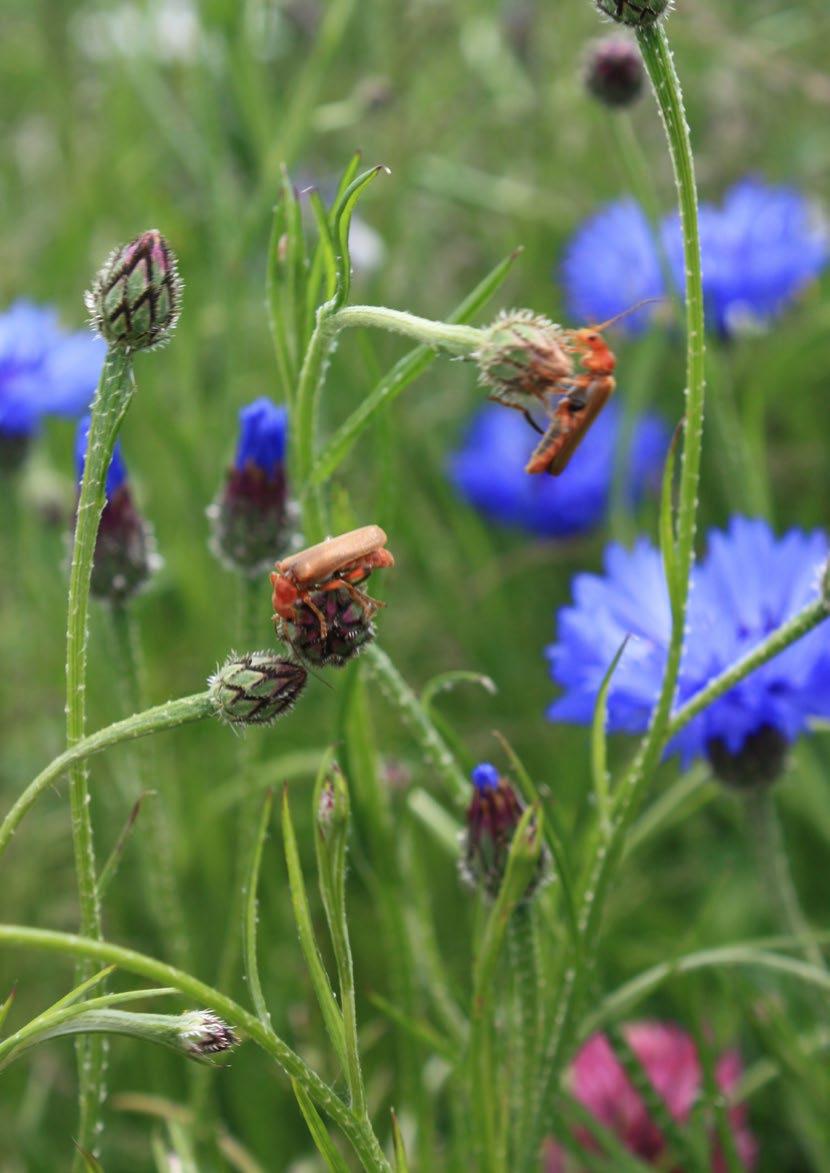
706, 725, 790, 791
584, 37, 644, 108
176, 1010, 239, 1059
460, 763, 548, 902
475, 310, 572, 407
85, 229, 182, 351
74, 416, 160, 603
208, 398, 298, 576
595, 0, 670, 28
278, 586, 376, 668
209, 651, 307, 726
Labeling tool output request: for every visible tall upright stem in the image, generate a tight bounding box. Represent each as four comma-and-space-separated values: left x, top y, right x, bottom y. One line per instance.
65, 347, 135, 1162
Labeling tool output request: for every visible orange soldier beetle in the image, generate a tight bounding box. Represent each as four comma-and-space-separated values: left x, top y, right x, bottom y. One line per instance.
524, 300, 661, 476
271, 525, 394, 640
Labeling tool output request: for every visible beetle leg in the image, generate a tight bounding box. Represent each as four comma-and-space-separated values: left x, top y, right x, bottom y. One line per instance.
300, 592, 329, 639
487, 396, 546, 436
321, 576, 384, 618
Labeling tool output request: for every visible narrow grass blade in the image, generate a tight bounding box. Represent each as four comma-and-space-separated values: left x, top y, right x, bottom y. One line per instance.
0, 986, 15, 1033
420, 670, 497, 714
406, 789, 462, 857
659, 419, 683, 615
243, 791, 274, 1030
330, 165, 390, 309
368, 992, 459, 1064
291, 1078, 352, 1173
391, 1110, 410, 1173
97, 793, 151, 900
592, 637, 629, 832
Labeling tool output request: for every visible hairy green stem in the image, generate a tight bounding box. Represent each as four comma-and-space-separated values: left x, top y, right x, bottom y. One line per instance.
65, 347, 135, 1162
292, 305, 339, 543
746, 789, 827, 976
530, 18, 707, 1150
334, 305, 483, 354
0, 926, 391, 1173
1, 693, 214, 856
509, 903, 541, 1171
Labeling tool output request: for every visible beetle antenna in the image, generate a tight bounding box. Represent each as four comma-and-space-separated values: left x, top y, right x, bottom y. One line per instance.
589, 297, 664, 332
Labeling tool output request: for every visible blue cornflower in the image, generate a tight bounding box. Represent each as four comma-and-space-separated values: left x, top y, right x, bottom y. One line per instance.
234, 397, 288, 476
0, 301, 105, 437
560, 180, 828, 337
449, 400, 668, 539
547, 518, 830, 776
561, 199, 664, 333
75, 414, 128, 499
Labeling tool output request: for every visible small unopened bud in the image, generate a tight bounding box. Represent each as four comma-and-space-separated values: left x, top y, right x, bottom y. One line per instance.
460, 763, 548, 902
316, 763, 350, 842
706, 725, 789, 791
209, 651, 307, 726
475, 311, 572, 407
86, 229, 182, 351
278, 586, 376, 668
74, 415, 160, 603
208, 397, 298, 576
584, 37, 644, 107
176, 1011, 239, 1059
595, 0, 670, 28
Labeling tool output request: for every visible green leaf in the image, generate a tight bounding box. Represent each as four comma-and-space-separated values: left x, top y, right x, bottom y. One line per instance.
97, 793, 151, 900
74, 1145, 105, 1173
291, 1078, 352, 1173
243, 791, 274, 1030
391, 1110, 410, 1173
551, 1093, 655, 1173
369, 992, 459, 1064
306, 187, 339, 322
0, 986, 15, 1033
267, 167, 308, 402
420, 670, 497, 714
592, 637, 629, 833
309, 248, 520, 487
280, 783, 348, 1073
330, 164, 390, 309
659, 417, 684, 616
406, 788, 462, 857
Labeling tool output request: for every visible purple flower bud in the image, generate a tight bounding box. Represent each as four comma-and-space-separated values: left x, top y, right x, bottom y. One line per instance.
584, 37, 644, 108
277, 586, 376, 668
595, 0, 669, 28
461, 765, 548, 901
86, 229, 182, 351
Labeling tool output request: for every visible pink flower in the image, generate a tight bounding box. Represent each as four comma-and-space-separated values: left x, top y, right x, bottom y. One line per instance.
545, 1021, 757, 1171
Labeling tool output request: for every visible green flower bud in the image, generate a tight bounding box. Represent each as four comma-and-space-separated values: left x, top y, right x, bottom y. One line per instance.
595, 0, 670, 28
315, 762, 350, 844
175, 1010, 239, 1059
86, 229, 182, 351
475, 310, 572, 409
209, 651, 307, 726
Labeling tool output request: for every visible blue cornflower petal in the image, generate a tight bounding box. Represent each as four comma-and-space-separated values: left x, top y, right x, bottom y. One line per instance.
75, 414, 128, 499
547, 518, 830, 766
560, 200, 666, 333
234, 397, 288, 476
448, 400, 668, 539
0, 301, 105, 436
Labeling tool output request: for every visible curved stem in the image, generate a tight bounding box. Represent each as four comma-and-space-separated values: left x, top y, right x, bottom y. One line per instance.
334, 306, 484, 354
292, 304, 339, 544
0, 925, 391, 1173
0, 693, 214, 857
65, 347, 135, 1161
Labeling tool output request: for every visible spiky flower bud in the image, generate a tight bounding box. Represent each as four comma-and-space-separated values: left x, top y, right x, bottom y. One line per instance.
86, 229, 182, 351
176, 1011, 239, 1059
584, 37, 644, 107
209, 651, 307, 726
208, 398, 298, 576
278, 587, 376, 668
707, 725, 789, 791
74, 415, 160, 603
475, 311, 572, 407
595, 0, 669, 28
460, 763, 548, 901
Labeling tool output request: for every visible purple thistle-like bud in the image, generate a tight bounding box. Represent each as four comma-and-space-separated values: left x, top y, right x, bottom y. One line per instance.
74, 415, 160, 603
209, 650, 307, 726
584, 37, 644, 107
276, 586, 376, 668
461, 764, 547, 901
595, 0, 670, 27
208, 398, 298, 576
176, 1010, 239, 1058
474, 311, 572, 409
85, 229, 182, 351
706, 724, 790, 791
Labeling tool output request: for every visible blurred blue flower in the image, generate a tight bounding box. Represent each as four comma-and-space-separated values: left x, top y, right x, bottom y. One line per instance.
0, 301, 105, 437
547, 518, 830, 768
560, 180, 828, 337
561, 199, 664, 333
75, 414, 127, 500
449, 400, 668, 539
234, 397, 288, 476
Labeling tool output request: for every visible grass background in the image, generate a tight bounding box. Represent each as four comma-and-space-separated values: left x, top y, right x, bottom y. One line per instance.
2, 0, 830, 1168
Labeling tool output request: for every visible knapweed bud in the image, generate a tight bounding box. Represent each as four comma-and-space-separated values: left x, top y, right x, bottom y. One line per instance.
208, 398, 298, 576
85, 229, 182, 351
584, 37, 644, 107
278, 586, 376, 667
475, 311, 572, 407
209, 650, 307, 726
595, 0, 670, 28
460, 763, 548, 901
706, 725, 789, 791
74, 415, 160, 603
176, 1010, 239, 1059
316, 762, 350, 843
